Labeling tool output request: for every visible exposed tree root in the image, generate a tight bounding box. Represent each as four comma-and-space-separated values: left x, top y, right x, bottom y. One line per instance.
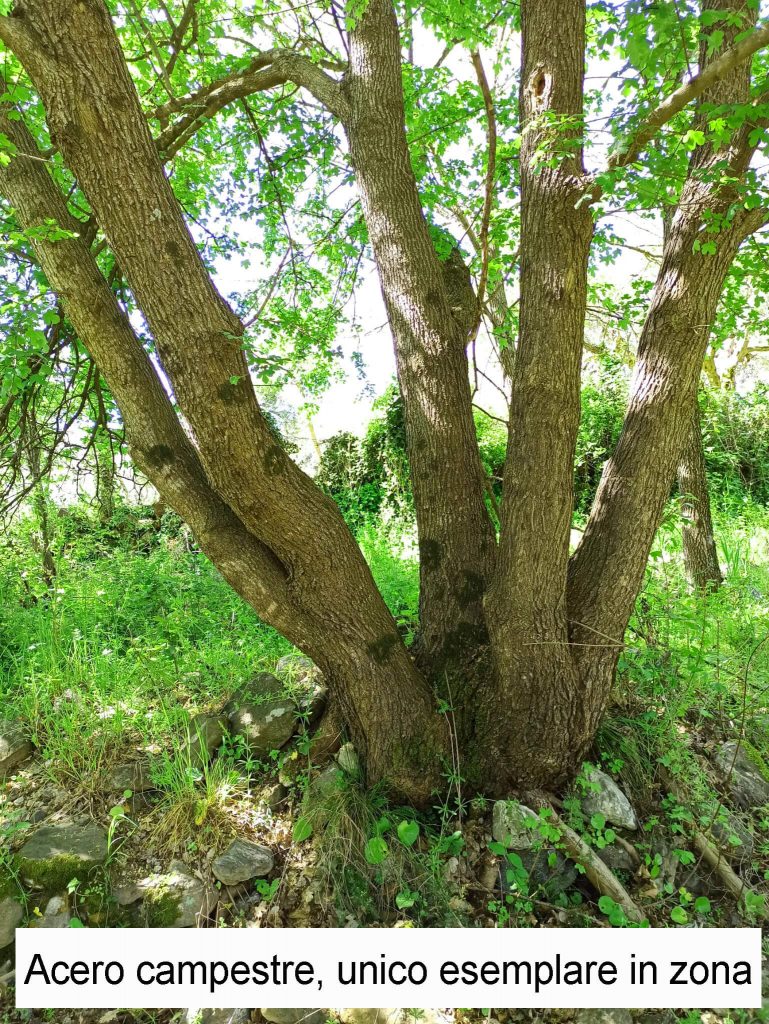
659, 767, 764, 915
550, 810, 646, 924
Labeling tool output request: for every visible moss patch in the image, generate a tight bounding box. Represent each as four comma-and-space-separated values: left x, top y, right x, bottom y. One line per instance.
19, 853, 95, 895
141, 883, 182, 927
741, 740, 769, 784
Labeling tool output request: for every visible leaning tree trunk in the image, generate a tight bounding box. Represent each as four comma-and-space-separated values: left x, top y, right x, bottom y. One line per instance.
677, 403, 723, 592
0, 11, 448, 805
343, 0, 496, 679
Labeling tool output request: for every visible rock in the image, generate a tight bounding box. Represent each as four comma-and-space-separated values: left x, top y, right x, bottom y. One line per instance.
262, 1011, 326, 1024
275, 655, 321, 685
581, 767, 638, 830
0, 896, 23, 948
184, 714, 227, 768
184, 1011, 250, 1024
223, 673, 283, 717
710, 810, 755, 860
212, 839, 274, 885
339, 1012, 450, 1024
308, 717, 342, 763
0, 719, 34, 777
597, 843, 637, 875
264, 783, 288, 809
29, 895, 71, 929
297, 681, 327, 729
492, 800, 539, 849
576, 1012, 633, 1024
716, 741, 769, 810
504, 848, 578, 899
106, 760, 156, 793
307, 763, 341, 801
128, 861, 219, 927
678, 865, 713, 896
336, 743, 359, 775
18, 824, 108, 891
229, 699, 297, 757
113, 881, 143, 906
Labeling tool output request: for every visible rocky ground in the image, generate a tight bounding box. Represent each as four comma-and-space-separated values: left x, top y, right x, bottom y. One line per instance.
2, 658, 769, 1023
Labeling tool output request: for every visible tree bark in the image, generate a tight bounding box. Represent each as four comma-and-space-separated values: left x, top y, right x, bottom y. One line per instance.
0, 39, 447, 804
3, 0, 768, 805
678, 403, 723, 592
481, 0, 596, 790
568, 0, 757, 657
342, 0, 496, 677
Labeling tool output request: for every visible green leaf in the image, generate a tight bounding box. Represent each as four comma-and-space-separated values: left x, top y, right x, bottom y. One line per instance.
670, 906, 688, 925
292, 816, 313, 842
598, 895, 616, 915
590, 813, 606, 830
694, 896, 711, 914
397, 819, 420, 846
364, 836, 389, 865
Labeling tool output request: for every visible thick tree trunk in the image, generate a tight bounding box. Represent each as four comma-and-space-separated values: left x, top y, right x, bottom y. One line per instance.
678, 404, 723, 592
0, 48, 447, 804
3, 0, 768, 806
481, 0, 596, 790
342, 0, 496, 676
568, 0, 756, 653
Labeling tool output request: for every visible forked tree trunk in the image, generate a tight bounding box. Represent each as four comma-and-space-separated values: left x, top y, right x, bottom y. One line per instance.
1, 0, 767, 803
678, 404, 723, 592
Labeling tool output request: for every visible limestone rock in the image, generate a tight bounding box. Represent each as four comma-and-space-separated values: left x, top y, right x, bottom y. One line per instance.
0, 719, 34, 778
716, 741, 769, 809
130, 860, 218, 927
29, 895, 71, 929
223, 673, 283, 717
264, 782, 288, 810
212, 839, 274, 885
184, 714, 227, 768
336, 743, 359, 775
275, 656, 321, 685
18, 824, 108, 891
339, 1012, 451, 1024
106, 759, 156, 793
0, 897, 23, 949
576, 1012, 633, 1024
597, 843, 637, 875
491, 800, 538, 849
581, 767, 638, 830
229, 699, 297, 756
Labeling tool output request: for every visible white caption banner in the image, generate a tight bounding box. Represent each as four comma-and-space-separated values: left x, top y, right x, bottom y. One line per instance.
15, 927, 761, 1010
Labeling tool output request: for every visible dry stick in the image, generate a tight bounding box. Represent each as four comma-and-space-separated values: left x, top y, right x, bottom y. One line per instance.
549, 810, 646, 924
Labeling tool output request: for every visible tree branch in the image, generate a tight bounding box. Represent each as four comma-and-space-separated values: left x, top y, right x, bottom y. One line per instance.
154, 49, 349, 157
604, 19, 769, 175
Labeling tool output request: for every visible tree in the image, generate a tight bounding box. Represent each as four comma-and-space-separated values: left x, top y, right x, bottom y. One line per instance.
1, 0, 768, 803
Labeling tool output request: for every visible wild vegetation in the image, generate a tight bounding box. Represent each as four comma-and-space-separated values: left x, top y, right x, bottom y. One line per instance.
2, 0, 769, 1020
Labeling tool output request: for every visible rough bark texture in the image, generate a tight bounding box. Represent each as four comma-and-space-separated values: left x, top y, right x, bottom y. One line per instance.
1, 0, 767, 802
0, 15, 447, 802
568, 0, 756, 656
678, 404, 723, 592
342, 0, 496, 677
482, 0, 596, 789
